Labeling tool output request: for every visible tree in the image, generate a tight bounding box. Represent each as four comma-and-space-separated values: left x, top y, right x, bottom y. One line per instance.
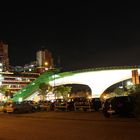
114, 87, 124, 96
125, 84, 140, 94
39, 83, 52, 101
0, 85, 9, 96
132, 84, 140, 93
54, 85, 72, 100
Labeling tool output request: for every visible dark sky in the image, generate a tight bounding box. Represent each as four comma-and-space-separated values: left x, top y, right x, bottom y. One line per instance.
0, 2, 140, 71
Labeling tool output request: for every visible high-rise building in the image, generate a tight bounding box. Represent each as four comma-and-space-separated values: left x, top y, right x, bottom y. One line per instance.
0, 41, 9, 71
36, 49, 54, 73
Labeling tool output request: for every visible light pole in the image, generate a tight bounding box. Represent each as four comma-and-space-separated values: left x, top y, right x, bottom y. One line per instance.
52, 68, 60, 99
52, 70, 56, 99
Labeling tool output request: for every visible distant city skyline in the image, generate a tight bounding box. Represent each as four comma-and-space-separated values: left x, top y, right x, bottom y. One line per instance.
0, 42, 54, 73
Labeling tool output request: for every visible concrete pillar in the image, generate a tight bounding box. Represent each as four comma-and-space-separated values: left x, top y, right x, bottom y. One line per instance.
132, 69, 139, 85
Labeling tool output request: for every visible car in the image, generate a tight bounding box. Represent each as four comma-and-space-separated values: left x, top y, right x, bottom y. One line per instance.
102, 95, 135, 118
0, 101, 5, 112
54, 99, 68, 111
73, 97, 92, 111
91, 98, 102, 111
3, 101, 35, 113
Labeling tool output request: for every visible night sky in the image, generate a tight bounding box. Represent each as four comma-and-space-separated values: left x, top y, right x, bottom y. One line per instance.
0, 2, 140, 71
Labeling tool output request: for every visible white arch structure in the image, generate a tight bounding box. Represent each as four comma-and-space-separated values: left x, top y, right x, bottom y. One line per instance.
49, 68, 140, 98
12, 66, 140, 102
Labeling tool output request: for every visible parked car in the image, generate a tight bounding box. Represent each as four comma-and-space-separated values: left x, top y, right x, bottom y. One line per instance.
73, 97, 92, 111
54, 99, 68, 111
38, 101, 51, 111
102, 96, 135, 118
3, 102, 35, 113
0, 101, 5, 112
91, 98, 102, 111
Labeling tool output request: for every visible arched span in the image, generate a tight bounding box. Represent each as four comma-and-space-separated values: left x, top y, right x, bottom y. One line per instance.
49, 68, 140, 98
12, 66, 140, 102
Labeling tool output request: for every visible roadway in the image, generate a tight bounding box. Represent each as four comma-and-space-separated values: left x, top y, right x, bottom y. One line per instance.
0, 111, 140, 140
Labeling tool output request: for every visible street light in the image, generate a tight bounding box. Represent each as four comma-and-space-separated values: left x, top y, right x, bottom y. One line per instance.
44, 62, 49, 71
51, 68, 60, 99
44, 62, 48, 66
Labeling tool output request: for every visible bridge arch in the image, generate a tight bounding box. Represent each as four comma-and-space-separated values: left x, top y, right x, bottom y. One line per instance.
48, 68, 140, 98
12, 66, 140, 102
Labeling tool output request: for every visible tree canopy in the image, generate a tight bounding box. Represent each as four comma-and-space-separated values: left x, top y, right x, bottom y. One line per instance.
54, 85, 72, 99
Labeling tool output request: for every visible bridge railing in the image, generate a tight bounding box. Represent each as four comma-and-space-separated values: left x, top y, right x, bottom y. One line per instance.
70, 65, 140, 74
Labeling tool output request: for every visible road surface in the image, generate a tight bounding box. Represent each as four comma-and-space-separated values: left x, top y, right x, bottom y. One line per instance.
0, 111, 140, 140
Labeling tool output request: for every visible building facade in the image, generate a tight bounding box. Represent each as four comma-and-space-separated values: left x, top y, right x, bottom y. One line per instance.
0, 71, 40, 100
0, 41, 9, 71
36, 49, 54, 73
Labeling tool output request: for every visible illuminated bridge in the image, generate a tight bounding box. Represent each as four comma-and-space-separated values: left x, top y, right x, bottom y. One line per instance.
12, 66, 140, 102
